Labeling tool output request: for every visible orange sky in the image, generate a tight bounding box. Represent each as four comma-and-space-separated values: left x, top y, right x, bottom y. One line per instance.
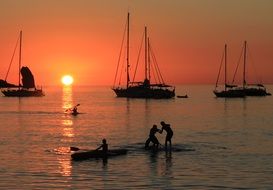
0, 0, 273, 86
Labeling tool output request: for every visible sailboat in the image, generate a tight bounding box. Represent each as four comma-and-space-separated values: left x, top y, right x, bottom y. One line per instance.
232, 41, 270, 96
1, 31, 44, 97
112, 13, 175, 99
213, 44, 245, 98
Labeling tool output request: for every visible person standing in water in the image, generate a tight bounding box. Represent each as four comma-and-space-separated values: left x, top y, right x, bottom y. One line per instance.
145, 125, 161, 149
160, 121, 173, 148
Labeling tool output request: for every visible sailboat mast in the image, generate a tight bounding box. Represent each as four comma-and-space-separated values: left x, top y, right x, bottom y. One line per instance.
126, 13, 130, 88
19, 31, 22, 89
148, 37, 151, 81
144, 26, 147, 80
243, 41, 247, 88
224, 44, 227, 91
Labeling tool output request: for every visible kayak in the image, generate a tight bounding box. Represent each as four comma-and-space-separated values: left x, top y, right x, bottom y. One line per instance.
64, 111, 80, 116
71, 149, 128, 160
71, 111, 79, 116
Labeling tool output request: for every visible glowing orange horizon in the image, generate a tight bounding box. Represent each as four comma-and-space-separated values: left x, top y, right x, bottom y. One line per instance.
0, 1, 273, 86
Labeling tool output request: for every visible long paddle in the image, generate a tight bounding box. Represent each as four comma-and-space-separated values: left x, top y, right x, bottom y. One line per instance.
70, 143, 102, 152
70, 146, 99, 152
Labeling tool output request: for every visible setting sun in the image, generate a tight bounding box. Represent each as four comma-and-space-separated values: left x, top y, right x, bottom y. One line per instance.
61, 75, 74, 86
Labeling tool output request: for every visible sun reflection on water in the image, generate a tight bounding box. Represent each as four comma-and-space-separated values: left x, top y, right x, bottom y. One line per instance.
56, 86, 75, 177
62, 119, 73, 126
62, 86, 75, 141
62, 86, 73, 110
62, 118, 74, 138
58, 157, 72, 177
62, 126, 74, 138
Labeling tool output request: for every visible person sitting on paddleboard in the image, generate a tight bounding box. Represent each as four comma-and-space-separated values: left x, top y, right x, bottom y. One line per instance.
145, 125, 161, 149
160, 121, 173, 148
96, 139, 108, 154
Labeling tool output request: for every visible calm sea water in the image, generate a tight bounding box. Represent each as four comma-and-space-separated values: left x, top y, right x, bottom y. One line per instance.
0, 85, 272, 189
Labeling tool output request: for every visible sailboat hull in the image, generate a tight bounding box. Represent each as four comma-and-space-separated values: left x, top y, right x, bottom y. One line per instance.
113, 86, 175, 99
2, 89, 44, 97
113, 14, 177, 99
243, 87, 268, 96
2, 32, 45, 97
214, 89, 245, 98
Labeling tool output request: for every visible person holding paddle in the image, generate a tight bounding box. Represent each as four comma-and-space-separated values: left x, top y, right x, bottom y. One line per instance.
96, 139, 108, 164
70, 139, 108, 153
96, 139, 108, 154
72, 105, 78, 115
65, 103, 80, 115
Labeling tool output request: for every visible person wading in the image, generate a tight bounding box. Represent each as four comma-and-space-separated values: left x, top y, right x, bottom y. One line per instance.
160, 121, 173, 149
145, 125, 161, 149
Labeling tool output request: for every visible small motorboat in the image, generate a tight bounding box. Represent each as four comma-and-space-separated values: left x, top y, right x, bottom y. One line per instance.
177, 95, 188, 98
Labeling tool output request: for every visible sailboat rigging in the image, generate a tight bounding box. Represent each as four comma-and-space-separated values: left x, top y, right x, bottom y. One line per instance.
112, 13, 175, 99
213, 44, 245, 98
231, 41, 271, 96
1, 31, 44, 97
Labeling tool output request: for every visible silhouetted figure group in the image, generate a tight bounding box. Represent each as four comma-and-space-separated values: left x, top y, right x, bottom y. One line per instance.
145, 121, 173, 150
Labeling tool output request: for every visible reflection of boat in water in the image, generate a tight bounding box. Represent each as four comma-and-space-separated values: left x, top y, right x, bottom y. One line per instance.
112, 13, 175, 99
71, 149, 128, 161
213, 44, 245, 98
1, 31, 44, 97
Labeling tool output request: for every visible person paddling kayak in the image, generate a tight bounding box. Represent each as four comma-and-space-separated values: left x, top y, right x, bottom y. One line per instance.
71, 106, 78, 115
96, 139, 108, 154
96, 139, 108, 164
65, 104, 80, 115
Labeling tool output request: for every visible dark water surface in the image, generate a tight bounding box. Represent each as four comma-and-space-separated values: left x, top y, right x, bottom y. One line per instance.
0, 85, 272, 189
